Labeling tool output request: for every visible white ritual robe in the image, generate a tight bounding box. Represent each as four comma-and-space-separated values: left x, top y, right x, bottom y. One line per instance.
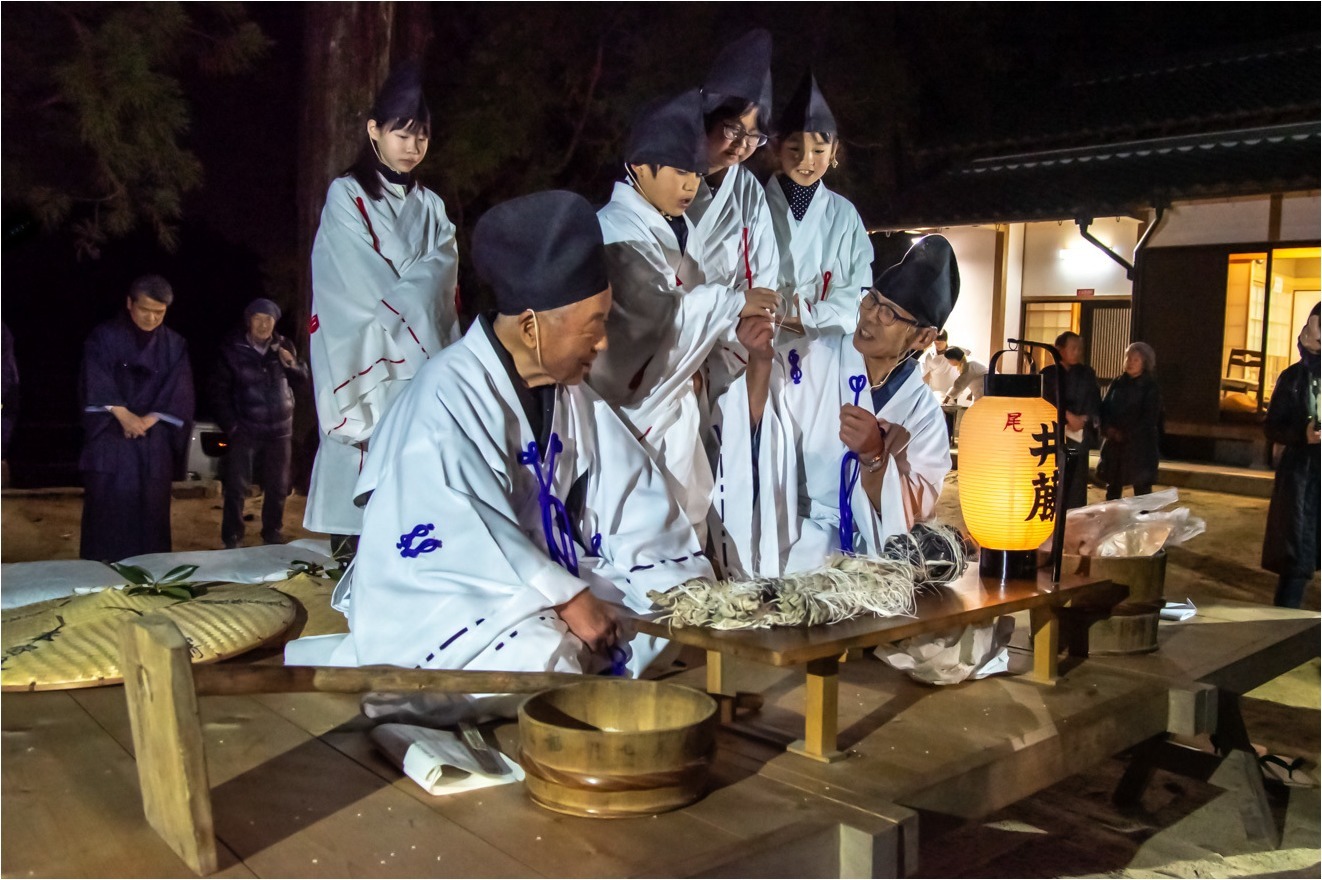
921, 348, 960, 401
591, 182, 746, 539
305, 175, 460, 534
711, 330, 951, 578
288, 320, 712, 678
687, 163, 780, 407
764, 175, 873, 335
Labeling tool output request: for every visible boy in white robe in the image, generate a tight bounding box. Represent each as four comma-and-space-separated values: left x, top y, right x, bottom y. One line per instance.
764, 72, 874, 336
712, 235, 959, 578
286, 192, 713, 712
591, 88, 779, 544
305, 63, 460, 554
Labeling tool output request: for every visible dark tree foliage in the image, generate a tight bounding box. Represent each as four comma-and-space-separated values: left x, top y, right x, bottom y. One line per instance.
1, 2, 269, 259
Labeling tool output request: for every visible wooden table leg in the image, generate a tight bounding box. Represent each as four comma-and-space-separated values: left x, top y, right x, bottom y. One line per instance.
1028, 606, 1060, 684
788, 657, 847, 763
707, 650, 738, 723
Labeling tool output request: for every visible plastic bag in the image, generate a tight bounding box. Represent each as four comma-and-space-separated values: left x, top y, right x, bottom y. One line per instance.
1060, 489, 1205, 557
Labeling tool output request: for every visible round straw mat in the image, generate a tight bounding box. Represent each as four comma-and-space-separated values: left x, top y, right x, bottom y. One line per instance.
1, 584, 295, 692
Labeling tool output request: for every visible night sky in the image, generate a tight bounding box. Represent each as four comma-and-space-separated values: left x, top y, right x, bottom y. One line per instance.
2, 2, 1316, 486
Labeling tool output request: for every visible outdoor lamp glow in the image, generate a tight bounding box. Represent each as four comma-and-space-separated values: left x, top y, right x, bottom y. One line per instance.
958, 352, 1059, 580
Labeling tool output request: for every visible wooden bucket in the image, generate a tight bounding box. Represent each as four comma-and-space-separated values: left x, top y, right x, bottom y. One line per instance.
1064, 550, 1168, 654
518, 679, 718, 818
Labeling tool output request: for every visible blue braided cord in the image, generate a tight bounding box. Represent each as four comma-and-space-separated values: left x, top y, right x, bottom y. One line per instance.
838, 374, 868, 554
518, 434, 579, 577
788, 349, 802, 384
839, 450, 860, 554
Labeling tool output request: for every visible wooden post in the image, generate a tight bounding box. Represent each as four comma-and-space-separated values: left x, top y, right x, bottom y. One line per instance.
788, 657, 845, 763
119, 616, 217, 877
1028, 606, 1060, 684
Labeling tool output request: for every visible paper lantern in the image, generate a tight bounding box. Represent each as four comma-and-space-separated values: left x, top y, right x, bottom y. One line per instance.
958, 362, 1059, 580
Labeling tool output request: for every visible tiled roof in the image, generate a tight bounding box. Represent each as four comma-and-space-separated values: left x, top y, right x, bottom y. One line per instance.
871, 36, 1322, 230
872, 122, 1320, 231
921, 38, 1320, 159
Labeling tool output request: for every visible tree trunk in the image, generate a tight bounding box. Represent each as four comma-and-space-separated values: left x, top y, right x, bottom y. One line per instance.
290, 1, 432, 493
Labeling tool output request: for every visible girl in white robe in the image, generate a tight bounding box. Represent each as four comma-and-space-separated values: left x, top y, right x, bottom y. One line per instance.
305, 63, 460, 540
764, 73, 874, 336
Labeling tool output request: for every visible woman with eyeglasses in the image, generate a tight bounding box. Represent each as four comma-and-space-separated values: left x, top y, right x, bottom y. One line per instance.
304, 62, 461, 563
763, 72, 873, 336
685, 31, 782, 396
709, 236, 957, 578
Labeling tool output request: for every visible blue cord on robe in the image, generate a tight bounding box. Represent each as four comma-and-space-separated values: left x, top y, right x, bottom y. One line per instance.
518, 434, 580, 577
838, 374, 868, 554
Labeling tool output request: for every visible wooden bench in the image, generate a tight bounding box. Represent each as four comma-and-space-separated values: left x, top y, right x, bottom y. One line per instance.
636, 567, 1118, 763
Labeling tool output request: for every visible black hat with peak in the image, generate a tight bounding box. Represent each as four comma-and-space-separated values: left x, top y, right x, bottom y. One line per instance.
873, 235, 960, 330
701, 29, 773, 127
473, 191, 608, 316
626, 89, 708, 174
371, 60, 429, 129
776, 71, 837, 136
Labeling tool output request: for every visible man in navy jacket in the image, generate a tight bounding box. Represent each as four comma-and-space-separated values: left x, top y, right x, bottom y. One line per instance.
211, 298, 308, 548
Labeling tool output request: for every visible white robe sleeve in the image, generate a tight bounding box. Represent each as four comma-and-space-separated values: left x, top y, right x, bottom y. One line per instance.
602, 237, 744, 415
707, 362, 799, 578
798, 200, 871, 336
575, 396, 715, 610
309, 181, 459, 445
341, 426, 589, 669
853, 389, 952, 554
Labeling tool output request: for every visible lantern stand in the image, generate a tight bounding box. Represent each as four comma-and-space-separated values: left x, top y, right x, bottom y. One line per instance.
1007, 339, 1070, 586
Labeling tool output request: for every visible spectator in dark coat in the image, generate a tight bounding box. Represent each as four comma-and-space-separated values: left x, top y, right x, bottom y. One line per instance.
1098, 341, 1162, 500
1042, 331, 1103, 512
1262, 303, 1320, 609
210, 298, 308, 548
79, 275, 195, 561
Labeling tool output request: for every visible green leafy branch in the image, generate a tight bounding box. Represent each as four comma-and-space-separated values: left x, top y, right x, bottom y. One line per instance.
109, 563, 206, 601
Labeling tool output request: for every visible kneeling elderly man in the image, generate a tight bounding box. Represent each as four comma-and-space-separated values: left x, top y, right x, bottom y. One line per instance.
287, 191, 713, 704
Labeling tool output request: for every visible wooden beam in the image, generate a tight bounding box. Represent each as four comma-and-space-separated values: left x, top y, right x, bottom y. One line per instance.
1028, 606, 1060, 684
192, 663, 586, 697
119, 616, 218, 877
990, 224, 1010, 354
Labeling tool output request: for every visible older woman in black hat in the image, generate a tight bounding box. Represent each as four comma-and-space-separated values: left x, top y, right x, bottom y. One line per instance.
286, 192, 713, 713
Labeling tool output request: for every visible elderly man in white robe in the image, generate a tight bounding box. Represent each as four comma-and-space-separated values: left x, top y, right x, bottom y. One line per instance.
287, 191, 713, 721
591, 88, 779, 543
711, 235, 958, 578
713, 236, 1010, 683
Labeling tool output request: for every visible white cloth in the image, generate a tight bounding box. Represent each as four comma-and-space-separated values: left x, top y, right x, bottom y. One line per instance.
876, 616, 1015, 685
286, 322, 713, 678
710, 331, 951, 578
590, 182, 746, 538
763, 175, 873, 335
921, 348, 960, 400
0, 543, 337, 609
305, 175, 460, 534
946, 360, 988, 406
369, 724, 524, 796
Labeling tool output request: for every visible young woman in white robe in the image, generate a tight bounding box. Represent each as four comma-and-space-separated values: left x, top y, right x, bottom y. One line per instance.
763, 73, 873, 336
591, 89, 779, 544
710, 237, 958, 578
305, 63, 460, 545
287, 192, 712, 692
